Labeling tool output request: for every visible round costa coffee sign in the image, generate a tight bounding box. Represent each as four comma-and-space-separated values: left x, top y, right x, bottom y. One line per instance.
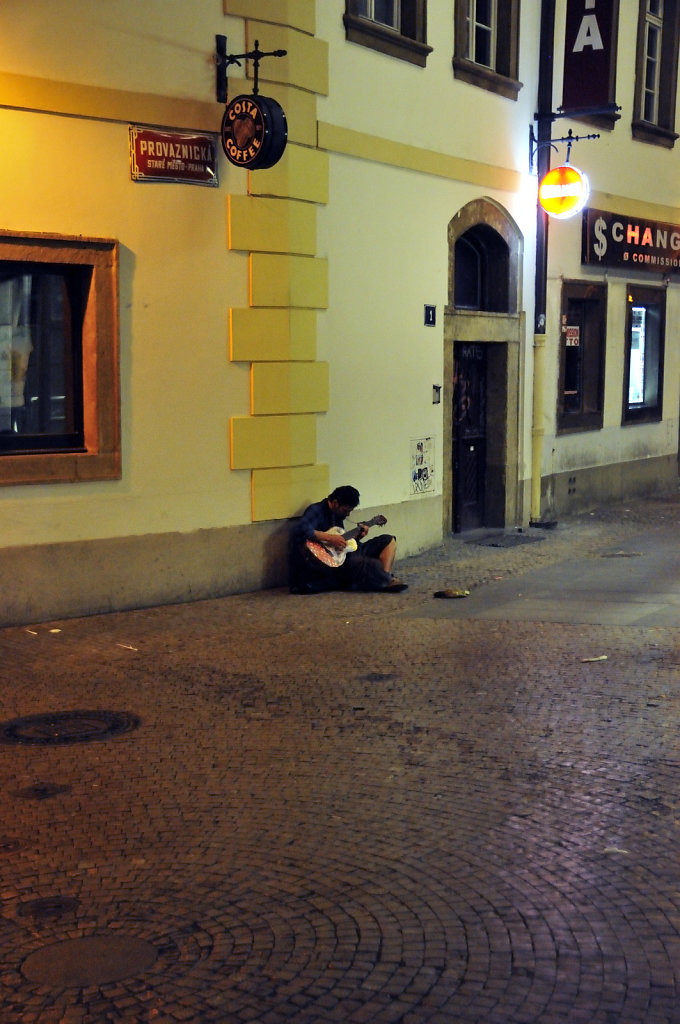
538, 163, 590, 219
221, 94, 287, 170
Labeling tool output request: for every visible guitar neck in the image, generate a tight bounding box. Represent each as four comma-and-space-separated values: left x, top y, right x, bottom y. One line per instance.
342, 516, 381, 542
342, 525, 363, 542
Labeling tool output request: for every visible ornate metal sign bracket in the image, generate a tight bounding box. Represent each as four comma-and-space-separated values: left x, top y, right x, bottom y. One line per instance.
215, 35, 289, 170
529, 103, 620, 172
215, 35, 287, 104
530, 126, 601, 172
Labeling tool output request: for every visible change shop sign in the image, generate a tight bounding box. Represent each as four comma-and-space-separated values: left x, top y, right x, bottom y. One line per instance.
582, 208, 680, 273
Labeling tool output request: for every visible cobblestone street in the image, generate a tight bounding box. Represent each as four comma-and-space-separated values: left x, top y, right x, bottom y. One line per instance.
1, 494, 679, 1023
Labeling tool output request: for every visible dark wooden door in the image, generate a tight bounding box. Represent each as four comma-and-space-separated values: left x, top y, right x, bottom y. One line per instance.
453, 342, 487, 532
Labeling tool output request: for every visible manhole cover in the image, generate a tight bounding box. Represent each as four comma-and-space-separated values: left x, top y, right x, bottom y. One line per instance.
0, 710, 140, 746
22, 934, 157, 987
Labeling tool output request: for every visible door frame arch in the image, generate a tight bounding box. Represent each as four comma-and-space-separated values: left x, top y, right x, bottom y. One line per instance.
443, 197, 525, 534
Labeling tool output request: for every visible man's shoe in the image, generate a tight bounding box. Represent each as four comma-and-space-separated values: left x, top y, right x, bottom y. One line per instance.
381, 579, 408, 592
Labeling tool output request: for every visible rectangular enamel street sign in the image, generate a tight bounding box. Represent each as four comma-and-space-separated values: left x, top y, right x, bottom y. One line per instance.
129, 126, 219, 187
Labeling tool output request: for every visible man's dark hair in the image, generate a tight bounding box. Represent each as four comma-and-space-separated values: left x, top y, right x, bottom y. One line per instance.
329, 485, 360, 506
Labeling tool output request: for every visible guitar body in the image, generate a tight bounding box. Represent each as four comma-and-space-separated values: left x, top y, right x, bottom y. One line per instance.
306, 528, 357, 568
304, 515, 387, 569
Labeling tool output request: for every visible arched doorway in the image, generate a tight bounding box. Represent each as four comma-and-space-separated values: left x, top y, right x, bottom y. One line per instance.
444, 198, 524, 534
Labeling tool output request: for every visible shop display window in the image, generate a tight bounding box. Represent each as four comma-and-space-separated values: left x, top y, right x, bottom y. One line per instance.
558, 281, 606, 433
0, 232, 120, 486
623, 284, 665, 423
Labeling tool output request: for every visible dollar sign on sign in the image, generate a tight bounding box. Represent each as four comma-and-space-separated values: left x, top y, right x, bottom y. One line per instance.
593, 217, 607, 260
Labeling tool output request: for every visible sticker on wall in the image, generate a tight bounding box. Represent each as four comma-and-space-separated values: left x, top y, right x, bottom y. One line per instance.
563, 324, 580, 347
411, 437, 435, 494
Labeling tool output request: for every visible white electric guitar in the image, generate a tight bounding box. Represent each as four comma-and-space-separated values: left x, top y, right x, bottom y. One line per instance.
305, 515, 387, 568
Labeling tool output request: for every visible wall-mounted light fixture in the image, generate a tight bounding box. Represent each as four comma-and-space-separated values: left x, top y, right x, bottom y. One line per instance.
538, 162, 589, 219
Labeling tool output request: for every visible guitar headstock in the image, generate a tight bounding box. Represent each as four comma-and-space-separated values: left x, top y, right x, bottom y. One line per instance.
360, 514, 387, 527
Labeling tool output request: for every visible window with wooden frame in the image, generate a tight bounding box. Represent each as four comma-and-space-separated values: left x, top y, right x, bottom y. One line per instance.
558, 281, 606, 433
344, 0, 432, 66
632, 0, 680, 147
453, 0, 522, 100
0, 232, 120, 486
623, 285, 665, 424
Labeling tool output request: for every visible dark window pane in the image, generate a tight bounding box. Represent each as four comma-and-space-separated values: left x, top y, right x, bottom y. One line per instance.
0, 265, 85, 451
476, 0, 492, 26
374, 0, 398, 27
455, 226, 509, 312
475, 25, 492, 66
647, 25, 660, 58
455, 237, 482, 309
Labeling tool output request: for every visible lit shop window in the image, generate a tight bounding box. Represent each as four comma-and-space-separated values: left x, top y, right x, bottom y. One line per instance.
0, 233, 120, 486
558, 282, 606, 433
633, 0, 680, 147
453, 0, 522, 100
344, 0, 432, 66
623, 286, 665, 423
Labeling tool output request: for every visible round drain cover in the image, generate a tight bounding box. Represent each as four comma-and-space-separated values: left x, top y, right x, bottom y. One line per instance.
0, 710, 140, 745
22, 934, 157, 987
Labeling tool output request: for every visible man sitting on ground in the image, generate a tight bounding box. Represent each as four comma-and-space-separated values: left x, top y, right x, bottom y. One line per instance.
289, 485, 408, 594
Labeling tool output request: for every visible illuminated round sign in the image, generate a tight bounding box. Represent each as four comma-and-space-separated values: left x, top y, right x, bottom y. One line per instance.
221, 94, 287, 170
538, 163, 590, 219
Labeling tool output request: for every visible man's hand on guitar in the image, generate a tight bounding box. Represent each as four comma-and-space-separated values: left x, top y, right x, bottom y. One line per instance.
316, 530, 347, 551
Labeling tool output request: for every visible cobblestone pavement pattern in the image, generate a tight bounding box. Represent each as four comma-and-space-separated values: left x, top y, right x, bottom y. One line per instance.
1, 494, 680, 1023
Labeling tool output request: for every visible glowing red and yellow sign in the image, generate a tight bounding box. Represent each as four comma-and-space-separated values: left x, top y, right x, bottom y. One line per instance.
538, 164, 590, 219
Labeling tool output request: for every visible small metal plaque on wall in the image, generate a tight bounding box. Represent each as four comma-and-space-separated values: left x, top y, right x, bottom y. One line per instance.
129, 126, 219, 186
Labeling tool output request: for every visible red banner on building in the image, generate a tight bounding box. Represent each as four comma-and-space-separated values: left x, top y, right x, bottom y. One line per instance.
561, 0, 617, 113
129, 126, 219, 187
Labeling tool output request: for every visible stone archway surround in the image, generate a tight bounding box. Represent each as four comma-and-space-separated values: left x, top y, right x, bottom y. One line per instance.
443, 197, 525, 534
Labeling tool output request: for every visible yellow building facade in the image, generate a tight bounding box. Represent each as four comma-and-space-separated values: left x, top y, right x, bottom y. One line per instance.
0, 1, 678, 624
